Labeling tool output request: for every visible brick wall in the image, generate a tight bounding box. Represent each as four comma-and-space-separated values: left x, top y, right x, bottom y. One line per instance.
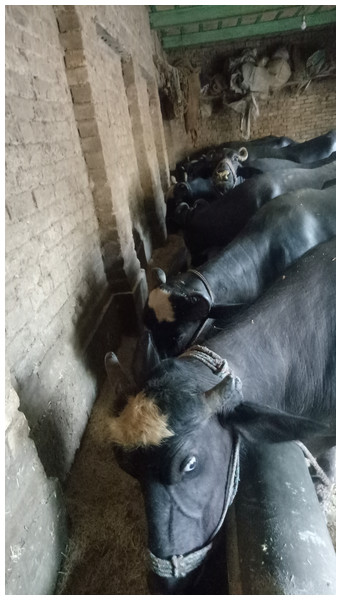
163, 26, 336, 166
5, 5, 167, 594
5, 4, 107, 476
5, 6, 336, 594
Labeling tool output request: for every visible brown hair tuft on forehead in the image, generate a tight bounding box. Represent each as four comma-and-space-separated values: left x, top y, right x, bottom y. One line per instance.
106, 391, 174, 448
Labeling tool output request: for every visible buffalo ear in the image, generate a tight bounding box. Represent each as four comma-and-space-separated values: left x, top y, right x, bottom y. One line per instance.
225, 401, 329, 443
132, 329, 161, 388
238, 146, 248, 162
175, 291, 212, 321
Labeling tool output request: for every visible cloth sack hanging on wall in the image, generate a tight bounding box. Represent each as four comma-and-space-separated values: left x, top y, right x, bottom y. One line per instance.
172, 58, 201, 146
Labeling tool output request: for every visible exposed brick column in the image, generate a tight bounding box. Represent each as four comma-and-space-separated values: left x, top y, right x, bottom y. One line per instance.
147, 77, 170, 192
54, 6, 141, 294
122, 57, 167, 248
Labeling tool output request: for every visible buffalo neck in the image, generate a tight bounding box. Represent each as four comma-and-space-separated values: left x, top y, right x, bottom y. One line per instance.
203, 282, 335, 420
197, 236, 270, 306
185, 162, 335, 254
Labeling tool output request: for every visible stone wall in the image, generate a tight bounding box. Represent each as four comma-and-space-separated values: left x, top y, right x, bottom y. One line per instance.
5, 5, 167, 594
162, 26, 336, 166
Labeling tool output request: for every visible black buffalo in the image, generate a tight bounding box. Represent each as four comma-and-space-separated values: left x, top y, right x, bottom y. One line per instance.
172, 130, 335, 182
105, 238, 336, 594
169, 152, 336, 209
167, 146, 248, 230
145, 185, 335, 357
175, 160, 335, 263
245, 151, 336, 174
172, 135, 294, 181
245, 128, 335, 163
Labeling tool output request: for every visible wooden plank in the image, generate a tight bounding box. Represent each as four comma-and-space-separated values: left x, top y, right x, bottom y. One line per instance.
162, 9, 336, 48
150, 5, 289, 29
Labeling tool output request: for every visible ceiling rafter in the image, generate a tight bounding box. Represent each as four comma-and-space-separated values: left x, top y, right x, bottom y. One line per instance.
150, 5, 289, 28
149, 5, 336, 49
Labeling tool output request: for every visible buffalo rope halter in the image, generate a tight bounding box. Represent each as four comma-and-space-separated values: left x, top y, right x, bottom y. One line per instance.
147, 345, 240, 579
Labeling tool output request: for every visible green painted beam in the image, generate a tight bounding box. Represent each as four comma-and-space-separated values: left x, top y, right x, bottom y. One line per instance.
161, 9, 336, 48
150, 5, 289, 29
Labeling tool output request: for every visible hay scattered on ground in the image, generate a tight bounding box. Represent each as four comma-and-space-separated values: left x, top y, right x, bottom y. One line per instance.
56, 338, 148, 595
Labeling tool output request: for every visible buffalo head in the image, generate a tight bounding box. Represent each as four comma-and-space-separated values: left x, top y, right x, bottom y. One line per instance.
212, 147, 248, 194
104, 332, 324, 594
143, 283, 212, 358
143, 268, 243, 358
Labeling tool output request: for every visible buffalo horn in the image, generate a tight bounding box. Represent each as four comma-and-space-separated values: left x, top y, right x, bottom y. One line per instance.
204, 374, 242, 412
105, 352, 133, 395
238, 147, 248, 162
151, 267, 167, 285
133, 330, 161, 388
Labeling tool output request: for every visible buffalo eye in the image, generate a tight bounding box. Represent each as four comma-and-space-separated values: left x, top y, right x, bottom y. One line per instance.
182, 456, 197, 473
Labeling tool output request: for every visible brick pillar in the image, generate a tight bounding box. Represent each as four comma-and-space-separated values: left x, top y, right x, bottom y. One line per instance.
122, 57, 167, 248
55, 6, 142, 295
148, 77, 170, 192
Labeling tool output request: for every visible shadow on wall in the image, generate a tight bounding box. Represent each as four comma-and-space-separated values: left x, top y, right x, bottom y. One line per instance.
133, 227, 149, 271
14, 265, 131, 483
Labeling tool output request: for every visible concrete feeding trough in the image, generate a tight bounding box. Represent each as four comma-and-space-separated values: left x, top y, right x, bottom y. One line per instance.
226, 440, 336, 594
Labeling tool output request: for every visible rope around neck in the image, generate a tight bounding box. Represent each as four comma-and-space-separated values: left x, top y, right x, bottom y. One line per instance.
295, 440, 332, 487
179, 344, 231, 377
187, 269, 214, 303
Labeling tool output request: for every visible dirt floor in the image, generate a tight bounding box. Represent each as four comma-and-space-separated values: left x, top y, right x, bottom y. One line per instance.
56, 233, 335, 595
56, 337, 149, 595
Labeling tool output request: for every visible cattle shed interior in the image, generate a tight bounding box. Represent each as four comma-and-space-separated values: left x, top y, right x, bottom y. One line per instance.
5, 5, 336, 595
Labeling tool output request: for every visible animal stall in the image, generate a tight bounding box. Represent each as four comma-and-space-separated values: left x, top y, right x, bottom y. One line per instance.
5, 5, 335, 596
